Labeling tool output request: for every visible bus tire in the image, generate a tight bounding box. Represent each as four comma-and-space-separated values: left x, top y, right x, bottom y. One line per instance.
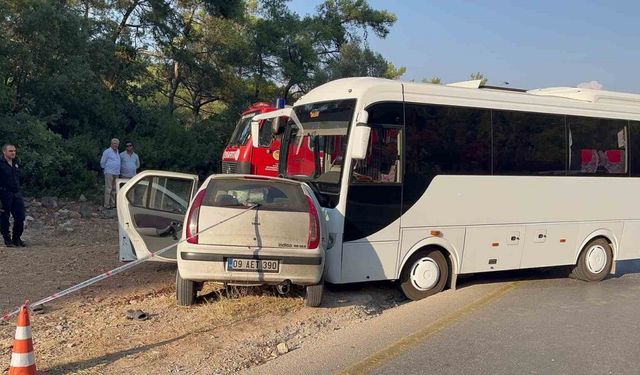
571, 238, 613, 282
305, 281, 324, 307
400, 249, 449, 301
176, 270, 196, 306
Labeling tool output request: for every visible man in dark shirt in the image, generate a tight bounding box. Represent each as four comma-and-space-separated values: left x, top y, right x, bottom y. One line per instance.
0, 144, 26, 247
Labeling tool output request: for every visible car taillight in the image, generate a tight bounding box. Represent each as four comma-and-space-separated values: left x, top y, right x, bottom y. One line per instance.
306, 195, 320, 249
186, 189, 207, 244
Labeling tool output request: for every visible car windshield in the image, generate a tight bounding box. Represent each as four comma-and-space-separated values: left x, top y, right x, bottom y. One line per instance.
227, 113, 256, 147
281, 99, 356, 207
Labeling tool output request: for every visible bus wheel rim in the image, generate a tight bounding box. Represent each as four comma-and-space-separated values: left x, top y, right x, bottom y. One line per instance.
586, 245, 607, 274
410, 258, 440, 291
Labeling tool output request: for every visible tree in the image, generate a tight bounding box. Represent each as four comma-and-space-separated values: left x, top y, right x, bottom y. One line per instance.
422, 77, 442, 84
297, 0, 399, 96
314, 43, 404, 83
470, 72, 488, 85
241, 0, 402, 102
0, 0, 402, 196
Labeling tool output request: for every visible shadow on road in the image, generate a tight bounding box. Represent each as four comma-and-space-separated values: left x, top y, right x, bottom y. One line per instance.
456, 266, 574, 289
610, 259, 640, 277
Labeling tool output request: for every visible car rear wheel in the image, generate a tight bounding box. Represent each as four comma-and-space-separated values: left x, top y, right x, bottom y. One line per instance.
305, 281, 324, 307
571, 238, 613, 282
176, 270, 196, 306
400, 249, 449, 301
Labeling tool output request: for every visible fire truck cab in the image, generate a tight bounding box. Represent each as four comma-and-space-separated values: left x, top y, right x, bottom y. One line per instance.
221, 102, 283, 176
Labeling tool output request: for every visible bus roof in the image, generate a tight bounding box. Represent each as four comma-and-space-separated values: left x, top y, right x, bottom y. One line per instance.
295, 77, 640, 121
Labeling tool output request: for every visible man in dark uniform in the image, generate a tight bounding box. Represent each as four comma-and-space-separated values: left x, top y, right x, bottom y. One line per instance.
0, 144, 26, 247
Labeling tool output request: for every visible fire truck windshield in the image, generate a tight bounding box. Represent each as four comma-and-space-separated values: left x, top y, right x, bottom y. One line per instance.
227, 113, 256, 146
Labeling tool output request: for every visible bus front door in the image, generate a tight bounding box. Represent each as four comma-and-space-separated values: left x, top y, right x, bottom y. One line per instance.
340, 125, 403, 283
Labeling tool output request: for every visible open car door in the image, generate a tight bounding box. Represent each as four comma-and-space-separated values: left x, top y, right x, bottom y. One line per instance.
117, 170, 199, 262
116, 178, 135, 261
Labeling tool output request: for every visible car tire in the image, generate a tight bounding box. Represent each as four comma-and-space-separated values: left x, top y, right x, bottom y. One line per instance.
400, 249, 449, 301
305, 282, 324, 307
571, 238, 613, 282
176, 270, 196, 306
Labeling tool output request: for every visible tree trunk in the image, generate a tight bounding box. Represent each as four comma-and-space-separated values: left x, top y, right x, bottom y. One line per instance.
254, 75, 260, 100
254, 52, 264, 100
167, 6, 197, 114
113, 0, 140, 43
168, 61, 180, 114
192, 95, 201, 119
283, 80, 295, 103
84, 1, 89, 20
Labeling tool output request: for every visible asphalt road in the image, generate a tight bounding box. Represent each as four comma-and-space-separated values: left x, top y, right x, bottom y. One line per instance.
243, 260, 640, 375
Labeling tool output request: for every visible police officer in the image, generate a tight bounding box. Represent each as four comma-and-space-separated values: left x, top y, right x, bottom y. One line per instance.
0, 144, 26, 247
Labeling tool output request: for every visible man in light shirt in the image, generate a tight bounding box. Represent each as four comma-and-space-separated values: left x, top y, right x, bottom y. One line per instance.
100, 138, 120, 209
120, 141, 140, 179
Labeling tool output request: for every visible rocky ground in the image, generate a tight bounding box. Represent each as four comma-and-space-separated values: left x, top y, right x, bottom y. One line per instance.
0, 197, 407, 374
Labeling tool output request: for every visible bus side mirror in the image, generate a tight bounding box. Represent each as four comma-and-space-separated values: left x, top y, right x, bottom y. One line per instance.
355, 109, 369, 125
351, 109, 370, 160
251, 120, 260, 148
351, 126, 371, 160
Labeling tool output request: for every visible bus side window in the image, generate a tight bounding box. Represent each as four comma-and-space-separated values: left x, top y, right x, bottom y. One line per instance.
352, 127, 402, 183
568, 117, 627, 175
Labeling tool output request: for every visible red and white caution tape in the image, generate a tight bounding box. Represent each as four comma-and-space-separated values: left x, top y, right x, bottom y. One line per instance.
1, 204, 258, 322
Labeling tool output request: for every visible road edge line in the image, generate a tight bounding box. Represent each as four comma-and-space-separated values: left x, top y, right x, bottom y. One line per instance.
340, 282, 519, 375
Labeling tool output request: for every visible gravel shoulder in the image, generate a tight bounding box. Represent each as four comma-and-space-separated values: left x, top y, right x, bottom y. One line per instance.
0, 199, 406, 374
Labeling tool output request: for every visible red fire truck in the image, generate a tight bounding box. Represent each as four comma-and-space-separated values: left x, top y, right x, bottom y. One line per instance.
221, 101, 316, 177
222, 102, 280, 176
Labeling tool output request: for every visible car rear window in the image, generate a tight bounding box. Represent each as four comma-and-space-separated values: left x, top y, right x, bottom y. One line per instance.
202, 178, 308, 212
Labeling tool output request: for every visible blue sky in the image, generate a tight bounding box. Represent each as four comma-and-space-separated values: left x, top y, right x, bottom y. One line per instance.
288, 0, 640, 93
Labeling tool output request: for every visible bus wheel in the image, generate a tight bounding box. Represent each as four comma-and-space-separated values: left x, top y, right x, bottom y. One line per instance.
176, 270, 196, 306
571, 238, 613, 282
400, 249, 449, 300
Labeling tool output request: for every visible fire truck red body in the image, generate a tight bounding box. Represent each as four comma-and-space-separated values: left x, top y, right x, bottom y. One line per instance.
221, 102, 281, 176
221, 102, 316, 177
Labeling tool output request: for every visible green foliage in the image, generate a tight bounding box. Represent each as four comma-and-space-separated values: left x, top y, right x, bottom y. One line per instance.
383, 63, 406, 80
422, 77, 442, 84
0, 113, 95, 197
0, 0, 402, 197
315, 43, 402, 83
470, 72, 488, 85
133, 116, 233, 178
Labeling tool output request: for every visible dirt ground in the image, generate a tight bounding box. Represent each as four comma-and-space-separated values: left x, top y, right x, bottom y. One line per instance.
0, 199, 406, 374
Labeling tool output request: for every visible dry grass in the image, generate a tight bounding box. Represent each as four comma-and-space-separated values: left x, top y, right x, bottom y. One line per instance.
197, 283, 304, 323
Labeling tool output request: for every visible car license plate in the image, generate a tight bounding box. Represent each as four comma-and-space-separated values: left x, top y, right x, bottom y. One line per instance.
227, 258, 279, 273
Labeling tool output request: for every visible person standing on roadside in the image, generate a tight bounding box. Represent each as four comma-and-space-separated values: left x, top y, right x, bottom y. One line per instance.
119, 141, 140, 179
0, 144, 26, 247
100, 138, 120, 209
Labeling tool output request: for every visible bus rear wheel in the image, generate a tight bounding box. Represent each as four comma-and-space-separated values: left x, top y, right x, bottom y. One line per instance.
400, 249, 449, 301
571, 238, 613, 282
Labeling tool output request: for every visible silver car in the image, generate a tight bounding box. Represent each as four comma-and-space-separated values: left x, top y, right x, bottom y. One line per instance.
118, 171, 326, 307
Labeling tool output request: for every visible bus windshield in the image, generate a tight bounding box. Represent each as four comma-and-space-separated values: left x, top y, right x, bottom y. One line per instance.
227, 113, 256, 147
281, 99, 356, 206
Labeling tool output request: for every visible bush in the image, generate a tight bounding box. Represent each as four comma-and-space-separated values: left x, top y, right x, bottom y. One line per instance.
0, 107, 237, 198
0, 113, 97, 197
131, 114, 234, 179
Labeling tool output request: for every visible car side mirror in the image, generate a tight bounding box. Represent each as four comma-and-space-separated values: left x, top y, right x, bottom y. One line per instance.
351, 109, 370, 160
